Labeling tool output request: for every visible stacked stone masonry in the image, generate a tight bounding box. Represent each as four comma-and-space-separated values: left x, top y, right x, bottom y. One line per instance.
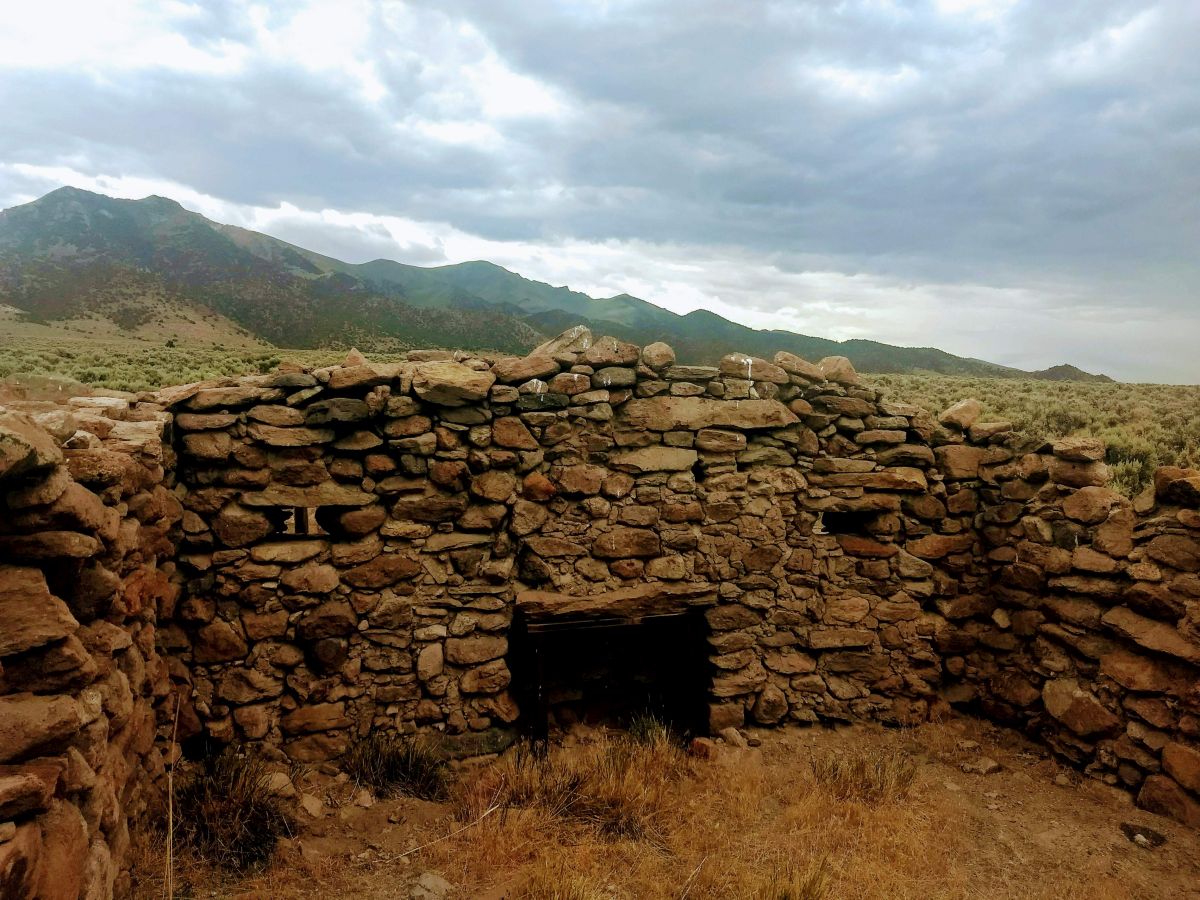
2, 326, 1199, 896
0, 399, 182, 897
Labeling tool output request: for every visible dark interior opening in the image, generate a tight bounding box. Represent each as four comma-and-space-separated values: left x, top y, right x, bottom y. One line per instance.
509, 609, 710, 741
817, 510, 877, 535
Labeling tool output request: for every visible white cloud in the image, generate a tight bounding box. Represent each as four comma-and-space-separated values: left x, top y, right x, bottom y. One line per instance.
0, 1, 247, 74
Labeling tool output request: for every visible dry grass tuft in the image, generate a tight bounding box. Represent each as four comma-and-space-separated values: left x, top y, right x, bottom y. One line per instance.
342, 732, 449, 801
752, 858, 832, 900
172, 750, 294, 872
809, 744, 917, 804
512, 858, 611, 900
454, 729, 689, 846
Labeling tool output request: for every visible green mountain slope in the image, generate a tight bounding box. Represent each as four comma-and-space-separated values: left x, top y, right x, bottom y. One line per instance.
0, 187, 541, 353
0, 187, 1111, 379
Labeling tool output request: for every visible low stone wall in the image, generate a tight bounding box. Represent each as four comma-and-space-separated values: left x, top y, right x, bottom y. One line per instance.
0, 398, 182, 896
162, 335, 956, 764
154, 327, 1200, 827
2, 323, 1198, 900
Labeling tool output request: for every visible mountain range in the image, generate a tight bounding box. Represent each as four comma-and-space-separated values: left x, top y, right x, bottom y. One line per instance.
0, 187, 1112, 381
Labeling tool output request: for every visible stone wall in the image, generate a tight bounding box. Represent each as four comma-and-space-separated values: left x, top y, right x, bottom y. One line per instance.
0, 397, 182, 897
1, 323, 1198, 900
154, 327, 1200, 827
161, 334, 955, 766
930, 429, 1200, 826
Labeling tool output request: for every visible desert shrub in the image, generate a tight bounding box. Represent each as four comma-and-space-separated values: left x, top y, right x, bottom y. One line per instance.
342, 732, 449, 800
172, 750, 293, 872
809, 745, 916, 804
873, 373, 1200, 496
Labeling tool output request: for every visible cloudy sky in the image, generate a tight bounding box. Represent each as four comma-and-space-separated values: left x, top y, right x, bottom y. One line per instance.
1, 0, 1197, 381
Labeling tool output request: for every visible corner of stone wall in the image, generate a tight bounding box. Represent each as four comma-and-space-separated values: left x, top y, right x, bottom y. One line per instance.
928, 401, 1200, 827
1, 395, 182, 897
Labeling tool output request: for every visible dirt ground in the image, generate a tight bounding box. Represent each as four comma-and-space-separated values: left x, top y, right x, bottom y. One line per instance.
136, 716, 1200, 900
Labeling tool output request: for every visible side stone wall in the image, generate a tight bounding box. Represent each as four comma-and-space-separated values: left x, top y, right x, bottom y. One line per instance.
0, 398, 182, 897
932, 431, 1200, 826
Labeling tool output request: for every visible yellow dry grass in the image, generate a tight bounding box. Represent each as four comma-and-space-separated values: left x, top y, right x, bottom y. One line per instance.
132, 722, 1200, 900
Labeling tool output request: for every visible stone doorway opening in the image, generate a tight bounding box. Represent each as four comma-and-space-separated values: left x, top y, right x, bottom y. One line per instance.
509, 584, 717, 741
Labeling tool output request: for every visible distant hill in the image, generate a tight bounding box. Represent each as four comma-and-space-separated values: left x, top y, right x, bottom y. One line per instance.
1030, 364, 1115, 384
0, 187, 1113, 380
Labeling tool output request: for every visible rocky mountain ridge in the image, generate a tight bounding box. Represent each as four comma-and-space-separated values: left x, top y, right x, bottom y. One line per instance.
0, 186, 1113, 381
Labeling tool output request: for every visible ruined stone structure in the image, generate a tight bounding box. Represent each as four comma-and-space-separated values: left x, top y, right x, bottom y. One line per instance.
2, 326, 1199, 895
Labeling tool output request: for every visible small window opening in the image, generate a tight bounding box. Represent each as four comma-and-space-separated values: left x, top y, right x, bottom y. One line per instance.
815, 510, 876, 536
278, 506, 326, 537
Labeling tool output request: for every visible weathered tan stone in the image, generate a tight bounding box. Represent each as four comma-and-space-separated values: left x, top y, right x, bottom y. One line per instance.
343, 554, 421, 588
281, 703, 351, 734
244, 422, 334, 447
936, 445, 989, 479
593, 527, 661, 559
1101, 606, 1200, 664
217, 668, 284, 703
445, 635, 507, 665
35, 799, 87, 900
392, 494, 469, 522
609, 446, 698, 473
0, 531, 101, 561
492, 416, 539, 450
1048, 458, 1109, 488
0, 770, 53, 821
0, 823, 44, 899
619, 396, 797, 431
641, 342, 676, 370
0, 695, 82, 763
1138, 775, 1200, 827
250, 540, 326, 563
1041, 678, 1119, 736
491, 355, 559, 384
412, 361, 495, 406
471, 470, 517, 502
0, 410, 63, 479
907, 533, 974, 559
1062, 486, 1119, 524
817, 356, 858, 384
938, 399, 982, 430
327, 362, 405, 390
277, 563, 338, 594
0, 567, 78, 657
460, 660, 511, 694
532, 325, 593, 357
773, 351, 825, 382
193, 620, 249, 663
409, 643, 444, 684
581, 336, 639, 367
718, 353, 789, 384
1146, 534, 1200, 572
1052, 436, 1105, 462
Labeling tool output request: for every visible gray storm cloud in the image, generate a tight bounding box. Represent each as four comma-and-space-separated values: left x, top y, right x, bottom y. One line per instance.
0, 0, 1196, 381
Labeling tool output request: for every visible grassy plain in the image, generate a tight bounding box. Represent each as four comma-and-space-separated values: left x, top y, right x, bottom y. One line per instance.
1, 326, 1196, 496
874, 374, 1200, 495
